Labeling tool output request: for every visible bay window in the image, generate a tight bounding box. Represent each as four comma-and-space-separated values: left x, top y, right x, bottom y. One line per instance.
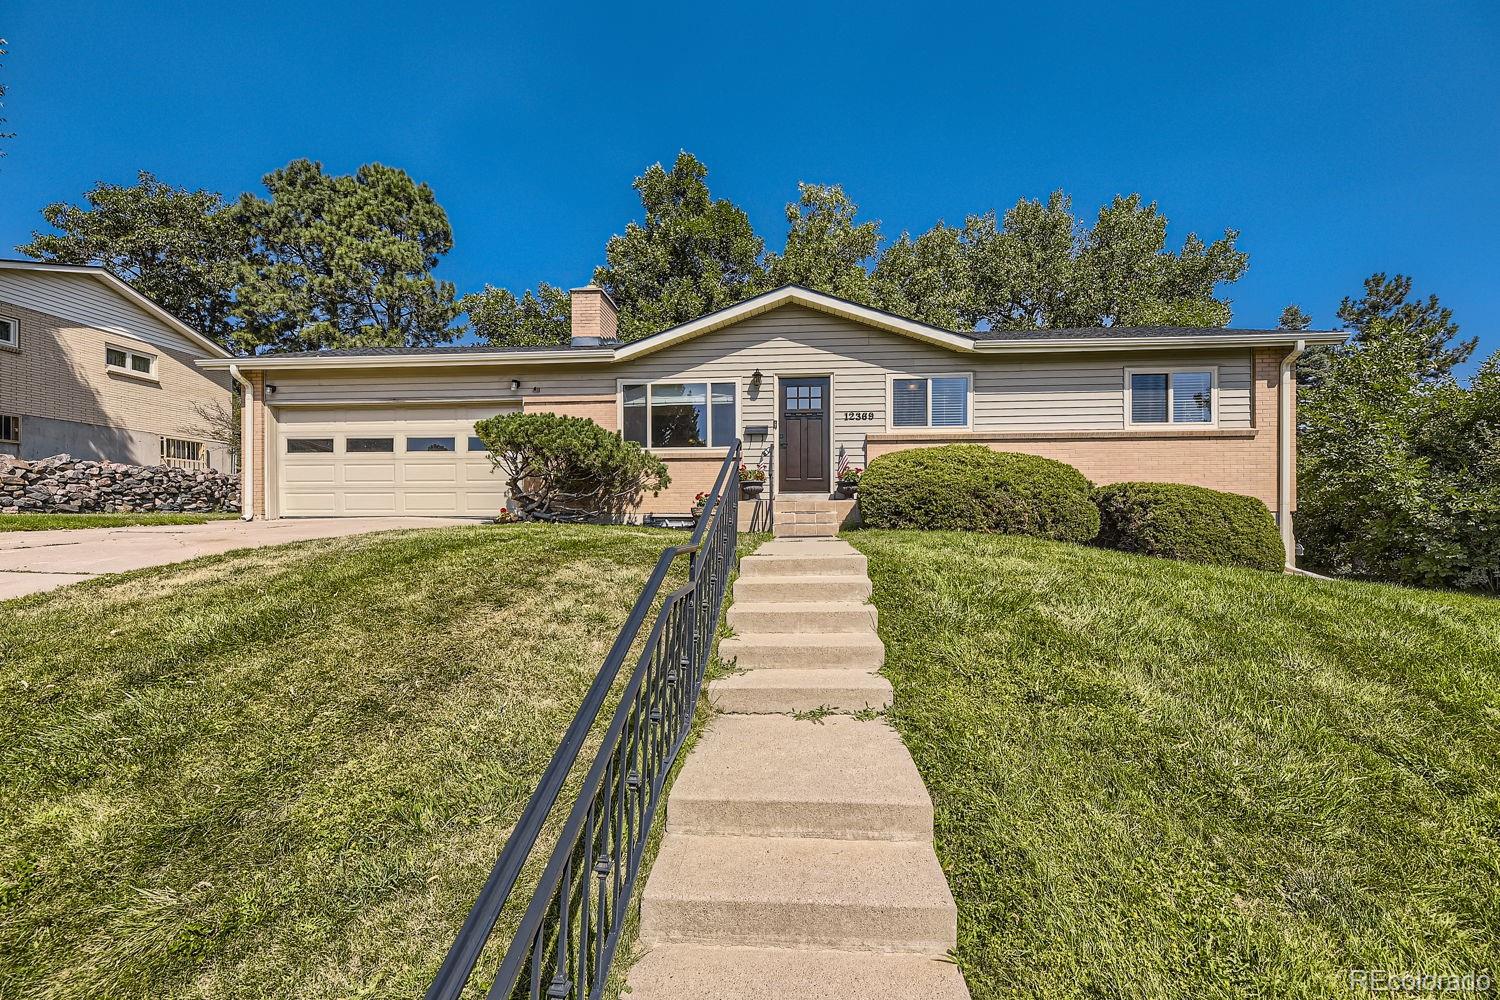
890, 374, 971, 429
621, 381, 738, 449
1127, 369, 1216, 425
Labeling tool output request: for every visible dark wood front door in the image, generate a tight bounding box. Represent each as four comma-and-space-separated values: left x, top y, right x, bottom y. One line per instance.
779, 377, 831, 494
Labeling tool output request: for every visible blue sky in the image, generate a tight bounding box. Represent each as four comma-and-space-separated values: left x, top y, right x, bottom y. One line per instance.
2, 1, 1497, 364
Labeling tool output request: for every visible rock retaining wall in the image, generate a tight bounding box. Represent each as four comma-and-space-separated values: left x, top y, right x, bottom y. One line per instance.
0, 454, 240, 514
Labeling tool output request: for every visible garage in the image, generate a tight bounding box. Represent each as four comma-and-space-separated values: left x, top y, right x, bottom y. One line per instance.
275, 405, 514, 517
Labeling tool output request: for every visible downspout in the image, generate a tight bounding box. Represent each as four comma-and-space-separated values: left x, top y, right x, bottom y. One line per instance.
1277, 340, 1307, 569
228, 364, 254, 521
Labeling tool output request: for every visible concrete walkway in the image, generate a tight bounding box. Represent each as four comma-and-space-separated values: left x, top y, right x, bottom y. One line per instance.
0, 517, 478, 600
627, 533, 971, 999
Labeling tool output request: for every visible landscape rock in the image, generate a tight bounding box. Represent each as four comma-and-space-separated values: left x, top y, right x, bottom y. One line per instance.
0, 454, 239, 514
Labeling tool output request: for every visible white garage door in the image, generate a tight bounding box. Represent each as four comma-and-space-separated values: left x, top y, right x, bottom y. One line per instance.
276, 405, 515, 517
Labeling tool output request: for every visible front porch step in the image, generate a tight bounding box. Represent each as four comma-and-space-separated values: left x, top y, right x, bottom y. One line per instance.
727, 601, 877, 635
626, 945, 970, 1000
667, 715, 932, 841
717, 631, 885, 671
639, 833, 958, 953
738, 551, 868, 577
709, 668, 892, 714
734, 574, 873, 604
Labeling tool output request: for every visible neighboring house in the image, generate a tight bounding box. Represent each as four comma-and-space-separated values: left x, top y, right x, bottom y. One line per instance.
0, 260, 235, 470
199, 285, 1345, 558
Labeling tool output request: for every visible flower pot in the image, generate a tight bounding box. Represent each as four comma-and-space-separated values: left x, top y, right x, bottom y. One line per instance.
835, 481, 858, 500
740, 480, 765, 499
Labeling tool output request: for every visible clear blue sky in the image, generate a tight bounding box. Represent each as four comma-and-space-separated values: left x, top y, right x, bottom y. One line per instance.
2, 1, 1497, 364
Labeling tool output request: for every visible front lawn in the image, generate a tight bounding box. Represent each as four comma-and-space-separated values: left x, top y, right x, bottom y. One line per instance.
0, 523, 681, 1000
0, 512, 240, 531
849, 530, 1500, 999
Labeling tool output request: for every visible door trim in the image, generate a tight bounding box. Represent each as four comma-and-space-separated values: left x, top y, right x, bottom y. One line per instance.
775, 372, 834, 496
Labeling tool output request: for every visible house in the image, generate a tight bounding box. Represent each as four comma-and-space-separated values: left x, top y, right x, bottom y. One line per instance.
0, 260, 235, 470
198, 284, 1346, 559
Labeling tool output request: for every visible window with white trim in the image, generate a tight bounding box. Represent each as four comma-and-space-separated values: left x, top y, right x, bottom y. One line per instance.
0, 414, 19, 445
1127, 369, 1215, 425
890, 374, 971, 429
0, 316, 17, 349
106, 344, 157, 378
621, 381, 738, 448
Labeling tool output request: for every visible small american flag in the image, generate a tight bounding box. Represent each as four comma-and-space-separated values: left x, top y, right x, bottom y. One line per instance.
836, 445, 850, 480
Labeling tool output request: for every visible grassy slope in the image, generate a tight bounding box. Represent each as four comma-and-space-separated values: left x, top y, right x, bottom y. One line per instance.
0, 513, 240, 531
0, 523, 683, 1000
849, 530, 1500, 999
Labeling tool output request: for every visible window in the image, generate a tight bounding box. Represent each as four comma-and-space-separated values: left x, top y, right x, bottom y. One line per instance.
407, 436, 455, 452
1127, 369, 1215, 425
0, 316, 17, 349
160, 437, 206, 469
621, 381, 738, 449
346, 437, 394, 453
467, 436, 487, 452
0, 414, 19, 445
106, 344, 156, 378
890, 374, 971, 429
286, 438, 335, 453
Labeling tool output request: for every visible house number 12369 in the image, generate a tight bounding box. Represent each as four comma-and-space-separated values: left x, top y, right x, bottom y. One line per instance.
843, 411, 877, 421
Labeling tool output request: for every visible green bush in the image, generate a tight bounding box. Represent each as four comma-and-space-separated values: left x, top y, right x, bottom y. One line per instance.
1093, 482, 1285, 571
857, 445, 1100, 541
473, 412, 669, 521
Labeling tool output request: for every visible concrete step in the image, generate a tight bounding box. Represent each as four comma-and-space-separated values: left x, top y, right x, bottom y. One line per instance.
727, 601, 877, 635
734, 574, 873, 604
739, 552, 868, 577
774, 522, 839, 538
626, 944, 970, 1000
709, 668, 892, 714
754, 538, 858, 556
717, 632, 885, 671
640, 833, 958, 953
668, 715, 932, 841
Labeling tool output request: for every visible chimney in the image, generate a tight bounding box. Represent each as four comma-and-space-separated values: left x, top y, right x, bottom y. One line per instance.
570, 284, 619, 346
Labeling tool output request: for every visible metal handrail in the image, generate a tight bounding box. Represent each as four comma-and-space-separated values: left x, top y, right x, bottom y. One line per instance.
426, 440, 743, 1000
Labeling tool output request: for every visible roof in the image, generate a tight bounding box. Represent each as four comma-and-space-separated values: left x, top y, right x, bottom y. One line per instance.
0, 258, 232, 358
199, 285, 1346, 371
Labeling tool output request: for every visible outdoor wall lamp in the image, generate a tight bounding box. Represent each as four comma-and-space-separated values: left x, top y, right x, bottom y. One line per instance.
749, 369, 763, 391
510, 378, 522, 391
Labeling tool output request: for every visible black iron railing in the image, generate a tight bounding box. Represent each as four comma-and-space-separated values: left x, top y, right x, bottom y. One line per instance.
426, 441, 743, 1000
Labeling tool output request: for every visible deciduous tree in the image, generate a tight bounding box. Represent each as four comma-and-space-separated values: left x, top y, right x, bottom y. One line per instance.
463, 283, 571, 347
765, 183, 880, 301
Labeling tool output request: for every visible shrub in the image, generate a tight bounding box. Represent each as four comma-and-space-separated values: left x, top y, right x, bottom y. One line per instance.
473, 412, 669, 522
1093, 482, 1285, 571
857, 445, 1099, 541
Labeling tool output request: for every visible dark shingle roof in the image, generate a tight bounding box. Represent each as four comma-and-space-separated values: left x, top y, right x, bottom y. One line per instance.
258, 342, 606, 359
972, 326, 1301, 342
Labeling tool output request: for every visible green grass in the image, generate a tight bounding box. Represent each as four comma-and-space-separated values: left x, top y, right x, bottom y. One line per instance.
0, 512, 240, 531
0, 523, 687, 1000
848, 530, 1500, 999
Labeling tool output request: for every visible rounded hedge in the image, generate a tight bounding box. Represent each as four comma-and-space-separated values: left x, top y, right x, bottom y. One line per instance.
1093, 482, 1285, 571
857, 445, 1100, 541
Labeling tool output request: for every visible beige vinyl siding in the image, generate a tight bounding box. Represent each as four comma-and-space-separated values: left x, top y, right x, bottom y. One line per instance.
268, 367, 612, 405
0, 270, 207, 358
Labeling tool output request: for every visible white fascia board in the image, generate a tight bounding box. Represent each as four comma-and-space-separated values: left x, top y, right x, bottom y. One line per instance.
195, 348, 614, 371
972, 331, 1349, 353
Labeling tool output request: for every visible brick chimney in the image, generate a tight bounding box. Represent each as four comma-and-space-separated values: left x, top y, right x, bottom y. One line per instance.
570, 284, 619, 346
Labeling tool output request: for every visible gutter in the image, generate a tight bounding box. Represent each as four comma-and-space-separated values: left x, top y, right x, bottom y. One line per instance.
1278, 340, 1307, 569
228, 364, 254, 521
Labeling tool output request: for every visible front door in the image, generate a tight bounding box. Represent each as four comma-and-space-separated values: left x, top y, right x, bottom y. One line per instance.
779, 377, 831, 494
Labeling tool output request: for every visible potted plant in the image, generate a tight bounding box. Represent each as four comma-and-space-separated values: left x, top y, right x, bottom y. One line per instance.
739, 463, 767, 499
691, 491, 710, 518
835, 467, 863, 499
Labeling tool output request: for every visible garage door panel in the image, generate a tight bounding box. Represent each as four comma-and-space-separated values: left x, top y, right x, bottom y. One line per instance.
344, 463, 397, 484
345, 492, 399, 515
402, 463, 460, 484
284, 464, 337, 485
403, 492, 461, 515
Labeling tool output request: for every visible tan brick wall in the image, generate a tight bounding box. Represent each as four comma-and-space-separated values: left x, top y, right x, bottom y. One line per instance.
522, 394, 617, 427
866, 347, 1292, 510
244, 371, 267, 518
0, 298, 231, 449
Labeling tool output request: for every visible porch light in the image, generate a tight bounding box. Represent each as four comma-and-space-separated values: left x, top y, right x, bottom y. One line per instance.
750, 370, 763, 391
510, 378, 522, 391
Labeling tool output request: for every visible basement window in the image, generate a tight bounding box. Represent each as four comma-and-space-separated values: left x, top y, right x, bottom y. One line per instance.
1127, 369, 1216, 425
0, 316, 17, 349
106, 344, 157, 378
0, 414, 19, 445
161, 437, 207, 469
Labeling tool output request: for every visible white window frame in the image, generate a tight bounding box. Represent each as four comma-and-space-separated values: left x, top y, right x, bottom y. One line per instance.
105, 343, 159, 380
0, 413, 20, 445
885, 372, 974, 432
617, 378, 741, 451
1124, 366, 1219, 428
0, 315, 18, 350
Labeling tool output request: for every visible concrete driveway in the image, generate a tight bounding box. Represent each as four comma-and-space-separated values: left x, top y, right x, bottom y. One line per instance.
0, 517, 479, 600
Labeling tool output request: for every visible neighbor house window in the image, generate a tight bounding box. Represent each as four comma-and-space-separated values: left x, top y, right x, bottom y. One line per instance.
106, 344, 157, 378
346, 437, 394, 453
1127, 369, 1215, 425
0, 414, 19, 445
621, 381, 738, 449
406, 436, 455, 452
286, 438, 335, 453
890, 374, 971, 429
0, 316, 17, 349
160, 437, 207, 469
